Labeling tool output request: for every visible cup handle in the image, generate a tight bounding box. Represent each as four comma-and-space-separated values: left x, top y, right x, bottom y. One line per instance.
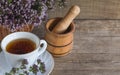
38, 40, 47, 55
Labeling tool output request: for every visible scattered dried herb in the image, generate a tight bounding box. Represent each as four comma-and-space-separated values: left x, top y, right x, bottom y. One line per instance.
5, 59, 46, 75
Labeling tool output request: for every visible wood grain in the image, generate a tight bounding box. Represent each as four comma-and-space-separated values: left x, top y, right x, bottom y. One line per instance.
30, 20, 120, 75
48, 20, 120, 75
1, 20, 120, 75
48, 0, 120, 19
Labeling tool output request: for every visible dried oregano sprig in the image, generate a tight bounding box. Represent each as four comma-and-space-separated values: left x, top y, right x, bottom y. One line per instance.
0, 0, 66, 32
5, 59, 46, 75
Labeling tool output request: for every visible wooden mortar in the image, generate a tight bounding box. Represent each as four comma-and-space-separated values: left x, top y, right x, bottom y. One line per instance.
45, 18, 75, 57
45, 5, 80, 57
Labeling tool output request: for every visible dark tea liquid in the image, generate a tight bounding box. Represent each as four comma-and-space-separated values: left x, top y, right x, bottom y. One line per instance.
6, 38, 36, 54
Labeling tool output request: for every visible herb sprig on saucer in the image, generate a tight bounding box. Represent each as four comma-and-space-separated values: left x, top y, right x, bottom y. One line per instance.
5, 59, 46, 75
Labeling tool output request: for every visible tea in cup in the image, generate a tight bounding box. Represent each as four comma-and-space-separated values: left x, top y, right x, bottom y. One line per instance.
1, 32, 47, 67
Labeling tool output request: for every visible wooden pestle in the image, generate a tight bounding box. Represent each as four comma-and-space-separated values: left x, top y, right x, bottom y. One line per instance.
52, 5, 80, 34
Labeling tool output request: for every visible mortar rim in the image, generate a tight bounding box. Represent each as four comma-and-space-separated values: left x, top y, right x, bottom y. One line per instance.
45, 17, 75, 37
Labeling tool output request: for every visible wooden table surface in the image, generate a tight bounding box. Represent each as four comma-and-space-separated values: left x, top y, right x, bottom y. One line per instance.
47, 0, 120, 74
1, 20, 120, 75
1, 0, 120, 74
32, 19, 120, 75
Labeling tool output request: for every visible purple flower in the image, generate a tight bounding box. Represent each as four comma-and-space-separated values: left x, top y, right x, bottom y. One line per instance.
0, 0, 66, 32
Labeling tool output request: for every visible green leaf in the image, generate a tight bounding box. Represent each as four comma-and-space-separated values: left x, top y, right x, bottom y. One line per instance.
19, 74, 24, 75
8, 0, 12, 4
0, 9, 2, 15
5, 73, 12, 75
0, 12, 2, 15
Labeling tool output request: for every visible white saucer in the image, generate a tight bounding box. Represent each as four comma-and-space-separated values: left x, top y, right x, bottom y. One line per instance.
0, 51, 54, 75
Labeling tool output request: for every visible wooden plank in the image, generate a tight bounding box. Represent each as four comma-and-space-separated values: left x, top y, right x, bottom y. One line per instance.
51, 70, 120, 75
49, 20, 120, 75
1, 20, 120, 75
48, 0, 120, 19
74, 20, 114, 36
51, 52, 120, 75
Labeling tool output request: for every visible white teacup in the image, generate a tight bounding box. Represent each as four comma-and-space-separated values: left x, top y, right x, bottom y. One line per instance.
1, 32, 47, 67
